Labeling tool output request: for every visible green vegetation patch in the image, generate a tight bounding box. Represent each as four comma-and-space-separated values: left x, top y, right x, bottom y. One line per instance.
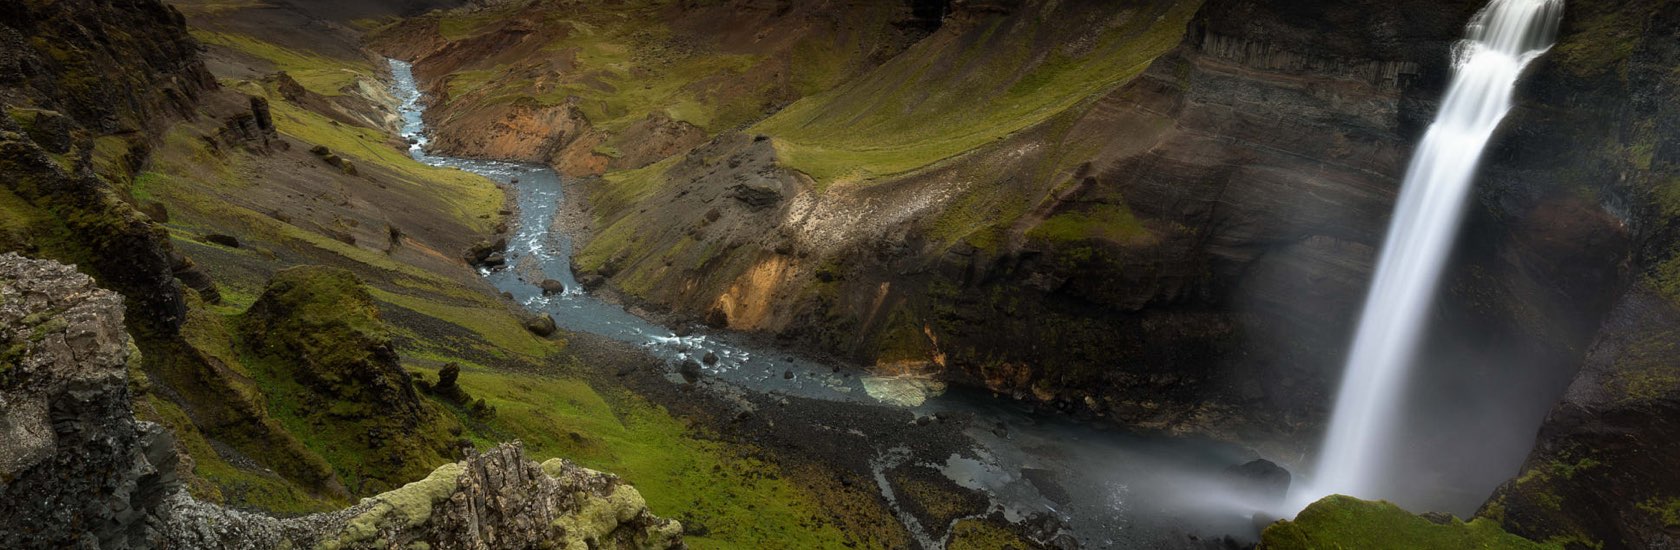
428, 367, 864, 548
1026, 203, 1151, 245
239, 266, 459, 494
191, 30, 371, 95
1263, 495, 1561, 549
754, 2, 1202, 189
1639, 497, 1680, 528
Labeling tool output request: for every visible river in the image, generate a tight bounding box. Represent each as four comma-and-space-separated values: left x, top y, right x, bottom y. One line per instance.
389, 58, 1271, 549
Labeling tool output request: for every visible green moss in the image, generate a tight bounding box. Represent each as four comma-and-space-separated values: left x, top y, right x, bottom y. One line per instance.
323, 462, 464, 550
550, 483, 658, 549
370, 287, 559, 359
142, 395, 338, 514
947, 519, 1039, 550
427, 368, 868, 548
1549, 8, 1643, 80
1638, 497, 1680, 528
1262, 495, 1561, 550
1026, 202, 1150, 245
239, 266, 459, 494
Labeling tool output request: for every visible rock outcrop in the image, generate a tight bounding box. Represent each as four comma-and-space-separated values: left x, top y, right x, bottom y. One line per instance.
0, 252, 177, 548
239, 266, 458, 494
0, 253, 682, 549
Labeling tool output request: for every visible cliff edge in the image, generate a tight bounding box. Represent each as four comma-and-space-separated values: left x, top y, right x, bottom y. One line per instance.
0, 252, 682, 549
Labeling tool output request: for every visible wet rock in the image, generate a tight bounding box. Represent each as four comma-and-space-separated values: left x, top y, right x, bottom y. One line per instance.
680, 359, 703, 383
465, 239, 498, 265
524, 313, 557, 337
202, 233, 240, 248
539, 278, 566, 295
1222, 459, 1291, 504
672, 324, 693, 337
1484, 286, 1680, 548
482, 252, 507, 266
1022, 469, 1072, 507
577, 273, 605, 290
783, 370, 794, 380
702, 351, 719, 366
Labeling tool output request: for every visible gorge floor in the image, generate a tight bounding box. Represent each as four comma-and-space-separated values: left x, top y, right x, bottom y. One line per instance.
388, 59, 1285, 548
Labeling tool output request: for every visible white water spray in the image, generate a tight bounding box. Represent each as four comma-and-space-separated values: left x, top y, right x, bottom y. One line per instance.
1298, 0, 1564, 508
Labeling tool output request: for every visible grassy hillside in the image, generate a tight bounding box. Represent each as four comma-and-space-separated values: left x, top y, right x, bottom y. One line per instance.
97, 12, 893, 544
755, 2, 1202, 188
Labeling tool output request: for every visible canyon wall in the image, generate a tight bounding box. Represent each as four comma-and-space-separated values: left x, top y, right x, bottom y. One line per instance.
1478, 1, 1680, 548
553, 0, 1656, 515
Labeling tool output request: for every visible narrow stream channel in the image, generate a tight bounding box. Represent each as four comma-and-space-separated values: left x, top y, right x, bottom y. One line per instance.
390, 58, 1274, 549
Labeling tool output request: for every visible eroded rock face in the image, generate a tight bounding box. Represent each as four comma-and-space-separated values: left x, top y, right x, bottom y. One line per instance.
0, 254, 683, 549
1481, 286, 1680, 549
0, 252, 178, 549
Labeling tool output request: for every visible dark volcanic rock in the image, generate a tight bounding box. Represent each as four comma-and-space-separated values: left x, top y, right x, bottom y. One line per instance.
1482, 286, 1680, 550
203, 233, 241, 248
540, 278, 566, 295
728, 177, 783, 209
1222, 459, 1292, 504
0, 253, 177, 549
679, 359, 703, 384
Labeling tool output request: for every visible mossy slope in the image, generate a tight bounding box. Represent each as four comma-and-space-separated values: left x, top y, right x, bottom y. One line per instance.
1262, 495, 1559, 550
239, 266, 459, 494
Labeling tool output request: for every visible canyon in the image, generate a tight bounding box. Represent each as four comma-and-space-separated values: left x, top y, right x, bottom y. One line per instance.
1, 0, 1678, 548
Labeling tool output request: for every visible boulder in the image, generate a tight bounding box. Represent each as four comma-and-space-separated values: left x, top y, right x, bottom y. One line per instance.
203, 233, 240, 248
540, 279, 566, 295
1221, 459, 1291, 504
679, 359, 703, 383
524, 314, 557, 337
139, 200, 169, 222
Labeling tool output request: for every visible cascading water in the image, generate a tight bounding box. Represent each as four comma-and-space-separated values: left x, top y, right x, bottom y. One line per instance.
1298, 0, 1564, 507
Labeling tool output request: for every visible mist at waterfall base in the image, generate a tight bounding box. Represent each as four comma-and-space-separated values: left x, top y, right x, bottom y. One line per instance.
1284, 0, 1566, 515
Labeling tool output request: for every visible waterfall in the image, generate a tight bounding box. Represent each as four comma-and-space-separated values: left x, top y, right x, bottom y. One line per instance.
1298, 0, 1564, 507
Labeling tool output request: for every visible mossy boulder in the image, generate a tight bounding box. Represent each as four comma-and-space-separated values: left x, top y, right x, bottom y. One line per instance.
240, 266, 455, 493
1261, 495, 1558, 549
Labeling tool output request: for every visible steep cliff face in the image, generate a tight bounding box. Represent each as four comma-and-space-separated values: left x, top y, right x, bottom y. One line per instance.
1476, 1, 1680, 547
0, 253, 684, 549
571, 0, 1488, 444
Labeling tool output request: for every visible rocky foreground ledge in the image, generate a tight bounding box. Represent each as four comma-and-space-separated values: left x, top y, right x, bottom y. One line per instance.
0, 253, 682, 549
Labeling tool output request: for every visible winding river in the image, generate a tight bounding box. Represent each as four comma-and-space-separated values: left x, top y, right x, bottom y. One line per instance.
389, 58, 1266, 548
